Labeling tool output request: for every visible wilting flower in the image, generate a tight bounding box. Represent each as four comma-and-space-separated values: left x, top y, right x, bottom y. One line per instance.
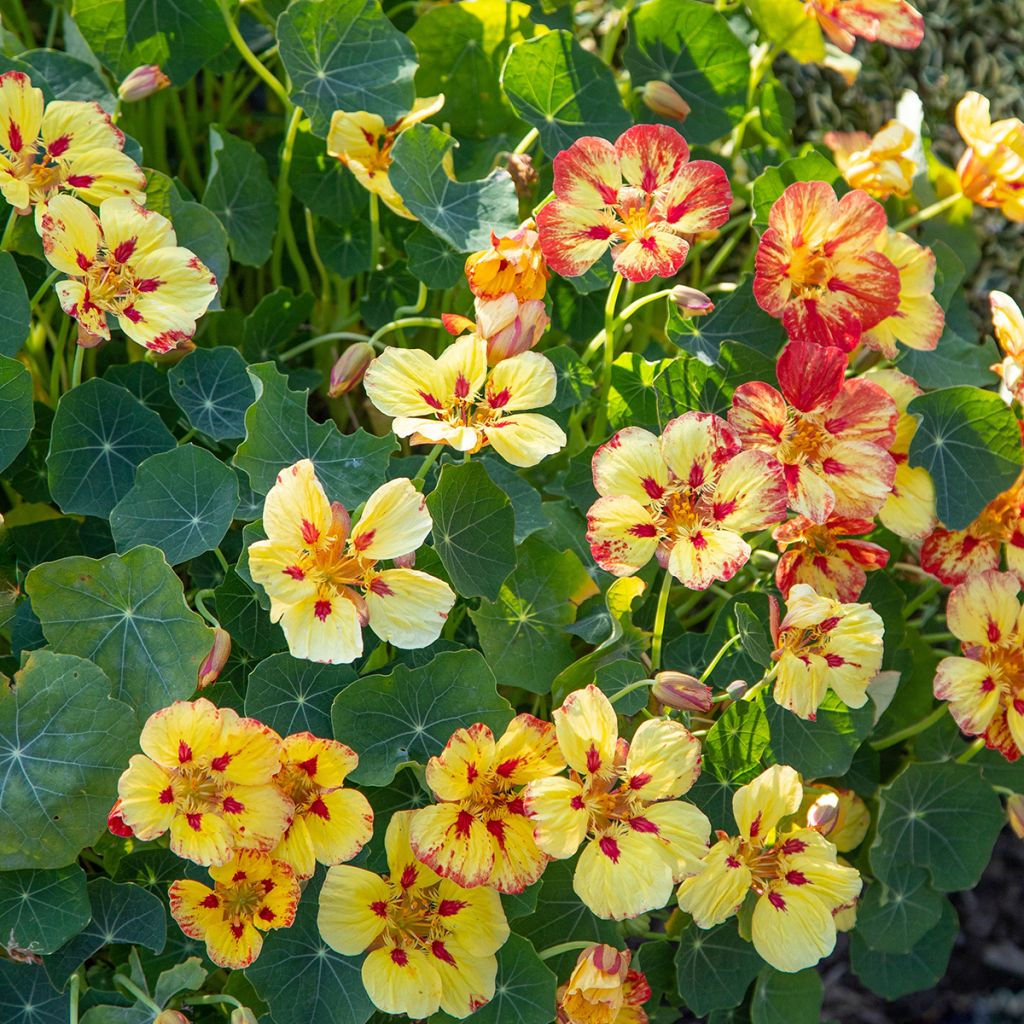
0, 71, 145, 213
676, 765, 862, 973
328, 342, 375, 396
117, 699, 292, 866
464, 224, 548, 301
409, 716, 565, 893
327, 95, 444, 219
39, 195, 217, 351
804, 0, 924, 52
536, 124, 732, 282
557, 944, 651, 1024
523, 686, 710, 920
771, 584, 884, 721
169, 850, 299, 968
955, 92, 1024, 222
990, 291, 1024, 404
363, 336, 566, 467
118, 65, 171, 102
248, 460, 455, 663
800, 784, 870, 852
824, 121, 916, 199
753, 181, 900, 351
641, 81, 690, 122
586, 413, 787, 591
270, 733, 373, 880
318, 811, 509, 1019
443, 292, 550, 364
729, 341, 898, 523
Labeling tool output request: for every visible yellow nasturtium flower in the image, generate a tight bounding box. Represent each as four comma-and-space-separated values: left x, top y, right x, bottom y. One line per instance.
955, 92, 1024, 222
824, 121, 916, 199
557, 944, 652, 1024
464, 223, 549, 302
989, 290, 1024, 405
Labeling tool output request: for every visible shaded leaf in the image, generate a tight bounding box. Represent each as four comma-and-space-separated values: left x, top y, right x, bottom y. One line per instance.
168, 346, 255, 441
764, 692, 874, 778
0, 252, 29, 356
0, 355, 33, 474
245, 654, 357, 738
470, 934, 557, 1024
675, 919, 763, 1017
0, 864, 90, 956
750, 968, 822, 1024
854, 865, 944, 955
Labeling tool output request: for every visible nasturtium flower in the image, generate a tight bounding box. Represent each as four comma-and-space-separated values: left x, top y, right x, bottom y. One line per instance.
169, 850, 299, 968
327, 95, 444, 219
804, 0, 924, 52
39, 194, 217, 351
771, 584, 884, 721
0, 70, 145, 213
586, 413, 787, 591
363, 336, 566, 467
535, 124, 732, 283
117, 699, 293, 867
800, 783, 870, 852
934, 570, 1024, 761
270, 733, 374, 880
408, 716, 565, 893
442, 291, 550, 365
557, 944, 651, 1024
318, 811, 509, 1020
729, 341, 898, 523
523, 685, 710, 921
753, 180, 900, 351
955, 92, 1024, 222
676, 765, 862, 974
824, 121, 916, 199
248, 460, 455, 664
464, 223, 548, 302
990, 291, 1024, 405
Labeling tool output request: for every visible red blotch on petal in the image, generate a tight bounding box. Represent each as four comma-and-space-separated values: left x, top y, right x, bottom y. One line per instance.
437, 898, 467, 917
391, 948, 409, 966
314, 600, 332, 622
223, 796, 245, 814
178, 741, 193, 764
599, 836, 621, 862
432, 940, 457, 965
308, 797, 331, 820
301, 519, 320, 544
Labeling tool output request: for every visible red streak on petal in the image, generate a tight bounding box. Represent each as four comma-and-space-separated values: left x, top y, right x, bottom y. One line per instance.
642, 477, 664, 499
371, 900, 389, 917
314, 599, 332, 622
8, 123, 23, 152
298, 755, 318, 776
186, 812, 203, 832
301, 519, 320, 544
629, 816, 659, 834
454, 373, 471, 399
66, 174, 95, 188
178, 740, 193, 764
308, 797, 331, 820
48, 134, 70, 157
629, 523, 658, 537
599, 836, 621, 862
283, 565, 305, 580
432, 940, 456, 965
400, 865, 418, 888
437, 898, 467, 917
391, 948, 409, 966
258, 906, 276, 922
159, 786, 174, 804
211, 753, 231, 772
201, 893, 220, 908
369, 576, 394, 596
495, 758, 520, 777
113, 238, 137, 263
988, 620, 1001, 644
629, 772, 652, 790
585, 746, 602, 773
786, 870, 808, 886
768, 891, 787, 910
223, 795, 245, 814
454, 809, 475, 837
353, 529, 375, 551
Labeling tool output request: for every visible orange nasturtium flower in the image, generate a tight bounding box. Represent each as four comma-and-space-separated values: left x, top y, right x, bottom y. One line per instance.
169, 850, 299, 969
557, 944, 652, 1024
408, 716, 565, 893
753, 181, 900, 351
955, 92, 1024, 222
39, 195, 218, 351
248, 460, 455, 664
676, 765, 862, 974
535, 124, 732, 283
729, 341, 898, 524
990, 291, 1024, 404
522, 686, 710, 921
464, 223, 549, 302
363, 336, 566, 467
116, 699, 293, 866
586, 412, 787, 591
0, 70, 145, 213
326, 95, 444, 218
318, 811, 510, 1019
824, 121, 916, 199
803, 0, 924, 53
442, 291, 551, 365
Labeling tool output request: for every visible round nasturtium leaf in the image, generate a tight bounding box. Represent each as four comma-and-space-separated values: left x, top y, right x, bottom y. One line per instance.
167, 345, 255, 441
0, 353, 33, 475
0, 864, 90, 957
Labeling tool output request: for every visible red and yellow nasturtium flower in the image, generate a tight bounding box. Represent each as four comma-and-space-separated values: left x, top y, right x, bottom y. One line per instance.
557, 944, 651, 1024
586, 413, 787, 591
955, 92, 1024, 222
990, 291, 1024, 405
408, 716, 565, 893
442, 292, 551, 365
248, 460, 455, 663
753, 181, 900, 351
535, 124, 732, 283
676, 765, 862, 974
363, 336, 566, 467
169, 850, 299, 969
270, 733, 374, 880
39, 195, 217, 351
464, 223, 548, 302
117, 699, 293, 866
729, 341, 898, 523
824, 121, 916, 199
803, 0, 924, 52
523, 686, 710, 921
318, 811, 509, 1019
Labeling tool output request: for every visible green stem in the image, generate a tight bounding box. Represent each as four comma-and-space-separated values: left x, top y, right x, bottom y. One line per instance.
589, 273, 624, 443
70, 344, 85, 389
600, 0, 636, 64
870, 704, 948, 750
412, 444, 444, 487
369, 317, 445, 348
217, 0, 291, 109
1, 207, 17, 249
893, 192, 964, 232
114, 974, 161, 1015
615, 287, 676, 325
184, 994, 244, 1010
178, 427, 198, 445
955, 737, 986, 764
538, 939, 596, 960
49, 317, 71, 403
609, 676, 656, 706
650, 569, 673, 673
194, 588, 221, 628
214, 547, 230, 574
513, 126, 539, 155
395, 282, 429, 319
305, 208, 331, 317
368, 190, 381, 272
903, 580, 942, 618
699, 632, 742, 684
272, 105, 313, 294
30, 269, 61, 309
69, 972, 80, 1024
278, 329, 371, 362
169, 88, 204, 188
921, 631, 955, 644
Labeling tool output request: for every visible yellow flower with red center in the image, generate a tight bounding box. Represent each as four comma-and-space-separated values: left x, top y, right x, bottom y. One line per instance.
557, 944, 651, 1024
270, 732, 374, 880
989, 291, 1024, 404
327, 95, 444, 218
770, 584, 884, 721
753, 181, 900, 351
799, 783, 870, 852
676, 765, 862, 974
318, 811, 509, 1019
0, 70, 145, 213
729, 341, 898, 524
248, 460, 455, 664
824, 121, 916, 199
117, 699, 293, 867
408, 716, 565, 893
955, 92, 1024, 222
38, 195, 217, 351
535, 124, 732, 283
803, 0, 924, 53
934, 570, 1024, 761
522, 685, 710, 920
169, 850, 299, 968
362, 336, 566, 467
464, 223, 548, 302
773, 514, 889, 602
586, 412, 787, 591
442, 292, 551, 365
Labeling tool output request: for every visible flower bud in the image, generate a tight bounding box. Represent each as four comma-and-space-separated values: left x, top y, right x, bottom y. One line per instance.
806, 792, 840, 835
1008, 794, 1024, 839
725, 678, 749, 700
107, 799, 133, 838
329, 342, 374, 397
230, 1010, 259, 1024
197, 628, 231, 689
560, 944, 629, 1024
393, 551, 416, 569
652, 671, 713, 712
642, 81, 691, 122
669, 285, 714, 317
478, 296, 550, 363
506, 152, 539, 198
330, 501, 352, 540
155, 1012, 190, 1024
118, 65, 171, 102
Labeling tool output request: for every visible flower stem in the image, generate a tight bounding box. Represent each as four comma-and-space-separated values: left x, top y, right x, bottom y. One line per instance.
609, 676, 656, 705
412, 444, 444, 487
893, 192, 964, 232
69, 972, 81, 1024
538, 939, 596, 960
589, 272, 624, 443
369, 190, 381, 272
194, 588, 221, 628
218, 0, 291, 109
30, 269, 61, 309
902, 580, 942, 618
513, 126, 539, 155
369, 317, 445, 348
614, 287, 677, 325
278, 326, 370, 362
272, 105, 313, 294
113, 974, 162, 1014
650, 569, 674, 673
600, 0, 636, 64
0, 207, 17, 250
699, 632, 743, 684
183, 994, 244, 1010
70, 344, 85, 389
955, 736, 986, 764
870, 703, 948, 750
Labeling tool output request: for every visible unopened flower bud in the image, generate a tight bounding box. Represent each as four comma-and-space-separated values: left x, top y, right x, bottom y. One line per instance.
807, 792, 840, 836
1008, 794, 1024, 839
642, 80, 691, 122
393, 551, 416, 569
197, 628, 231, 689
118, 65, 171, 102
107, 799, 133, 838
230, 1010, 259, 1024
725, 679, 749, 700
506, 152, 539, 198
669, 285, 714, 317
329, 342, 374, 396
155, 1012, 190, 1024
652, 671, 713, 712
330, 501, 351, 539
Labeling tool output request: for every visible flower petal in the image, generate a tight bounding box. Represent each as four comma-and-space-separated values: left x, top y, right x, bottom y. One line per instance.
676, 838, 750, 927
364, 346, 449, 418
615, 124, 689, 194
592, 426, 669, 503
351, 477, 432, 560
38, 194, 101, 276
586, 495, 660, 576
659, 159, 733, 234
522, 776, 589, 860
485, 412, 566, 467
362, 945, 443, 1020
425, 722, 497, 802
711, 450, 788, 532
555, 685, 619, 776
732, 765, 803, 842
667, 526, 750, 589
551, 135, 621, 208
751, 885, 837, 973
366, 568, 454, 649
945, 569, 1021, 647
575, 830, 675, 919
261, 458, 334, 552
486, 351, 556, 412
408, 803, 495, 888
660, 412, 740, 490
535, 199, 618, 278
279, 591, 364, 664
625, 718, 702, 800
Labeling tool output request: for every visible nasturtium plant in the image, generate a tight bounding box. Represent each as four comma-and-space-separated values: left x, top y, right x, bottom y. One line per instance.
0, 1, 1021, 1022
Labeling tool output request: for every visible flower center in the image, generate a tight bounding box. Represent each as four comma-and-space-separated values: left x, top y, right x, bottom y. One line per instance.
788, 246, 833, 295
779, 413, 831, 464
176, 768, 223, 811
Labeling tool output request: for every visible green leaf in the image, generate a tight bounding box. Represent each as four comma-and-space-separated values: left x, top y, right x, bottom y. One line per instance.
203, 125, 278, 266
215, 568, 287, 660
104, 361, 179, 429
759, 81, 795, 140
907, 385, 1023, 530
699, 342, 780, 417
501, 31, 630, 153
854, 865, 944, 955
468, 935, 557, 1024
744, 0, 826, 63
750, 968, 822, 1024
704, 700, 770, 784
0, 355, 33, 474
242, 288, 315, 362
109, 444, 238, 564
675, 919, 764, 1017
547, 346, 596, 412
405, 225, 465, 289
733, 602, 772, 666
389, 123, 520, 251
608, 353, 664, 432
0, 864, 90, 956
168, 346, 255, 441
898, 325, 999, 390
277, 0, 417, 136
481, 458, 547, 544
234, 362, 396, 507
153, 957, 207, 1006
47, 377, 175, 518
764, 691, 874, 778
331, 649, 513, 786
426, 461, 517, 601
0, 252, 29, 356
245, 654, 356, 738
0, 961, 66, 1024
14, 48, 115, 107
0, 651, 135, 870
289, 128, 365, 224
26, 546, 213, 724
751, 152, 843, 234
